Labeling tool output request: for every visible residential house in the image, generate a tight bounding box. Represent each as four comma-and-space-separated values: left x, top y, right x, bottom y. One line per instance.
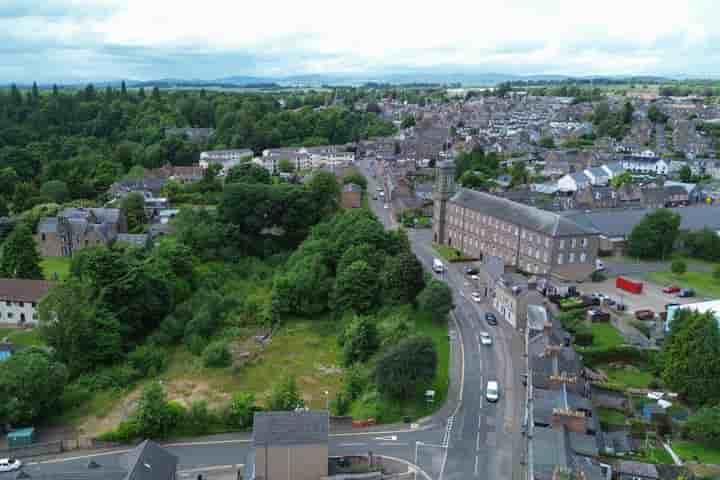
573, 185, 618, 210
492, 272, 544, 330
249, 411, 329, 480
199, 149, 254, 174
36, 208, 127, 257
341, 183, 362, 209
109, 177, 167, 198
619, 156, 669, 175
557, 172, 591, 193
0, 278, 54, 326
147, 163, 203, 183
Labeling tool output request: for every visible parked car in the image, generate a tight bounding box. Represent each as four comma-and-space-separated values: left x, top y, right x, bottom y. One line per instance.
486, 381, 500, 402
635, 309, 655, 320
485, 312, 498, 325
471, 292, 482, 303
662, 285, 681, 294
465, 266, 479, 275
0, 458, 22, 473
665, 302, 680, 310
479, 332, 492, 345
678, 289, 695, 298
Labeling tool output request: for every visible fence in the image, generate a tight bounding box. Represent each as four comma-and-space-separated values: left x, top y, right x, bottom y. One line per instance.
0, 437, 122, 460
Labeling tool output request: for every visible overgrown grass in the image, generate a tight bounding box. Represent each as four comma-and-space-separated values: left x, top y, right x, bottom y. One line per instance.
40, 256, 71, 281
673, 440, 720, 464
647, 270, 720, 299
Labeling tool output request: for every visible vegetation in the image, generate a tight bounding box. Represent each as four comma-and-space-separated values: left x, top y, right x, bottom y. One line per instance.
597, 407, 627, 426
417, 280, 453, 323
671, 259, 687, 275
686, 406, 720, 448
647, 270, 720, 300
0, 223, 43, 279
673, 441, 720, 464
627, 209, 681, 260
683, 228, 720, 262
375, 336, 438, 400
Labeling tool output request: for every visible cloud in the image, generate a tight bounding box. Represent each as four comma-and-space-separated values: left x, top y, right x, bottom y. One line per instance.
0, 0, 718, 82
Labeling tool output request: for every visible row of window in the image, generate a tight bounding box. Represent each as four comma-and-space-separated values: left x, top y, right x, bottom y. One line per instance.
0, 311, 32, 321
558, 238, 588, 250
557, 252, 588, 265
4, 301, 36, 308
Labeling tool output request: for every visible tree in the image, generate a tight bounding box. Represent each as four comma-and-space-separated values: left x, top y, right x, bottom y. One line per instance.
0, 168, 20, 197
375, 336, 438, 399
538, 137, 555, 148
40, 180, 70, 203
278, 158, 294, 174
307, 170, 341, 216
0, 348, 68, 425
661, 310, 720, 405
627, 209, 681, 260
684, 228, 720, 262
202, 340, 232, 368
678, 165, 693, 183
334, 260, 379, 314
686, 406, 720, 447
225, 392, 256, 428
39, 280, 123, 375
509, 161, 529, 187
459, 171, 487, 189
134, 383, 181, 439
343, 172, 368, 190
713, 264, 720, 282
380, 250, 426, 305
610, 171, 633, 189
671, 259, 687, 275
401, 116, 416, 129
341, 315, 380, 366
417, 279, 453, 322
267, 374, 303, 411
226, 163, 271, 184
0, 223, 43, 279
122, 192, 147, 233
648, 104, 668, 124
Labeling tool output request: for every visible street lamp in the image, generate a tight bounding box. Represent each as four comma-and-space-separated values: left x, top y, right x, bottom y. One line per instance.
323, 390, 330, 411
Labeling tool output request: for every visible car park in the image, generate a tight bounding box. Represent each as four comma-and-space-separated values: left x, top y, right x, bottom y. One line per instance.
0, 458, 22, 473
486, 381, 499, 402
485, 312, 498, 325
471, 292, 482, 303
662, 285, 681, 294
479, 332, 492, 345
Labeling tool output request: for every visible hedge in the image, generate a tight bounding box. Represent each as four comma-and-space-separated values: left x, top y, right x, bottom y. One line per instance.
579, 345, 657, 367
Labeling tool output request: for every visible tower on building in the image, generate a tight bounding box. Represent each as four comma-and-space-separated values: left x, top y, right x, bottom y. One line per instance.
433, 160, 456, 245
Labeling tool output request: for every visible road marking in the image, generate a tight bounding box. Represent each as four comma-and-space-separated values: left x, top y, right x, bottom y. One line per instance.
374, 435, 397, 441
478, 415, 482, 429
178, 464, 244, 475
379, 442, 408, 447
476, 431, 481, 451
338, 442, 367, 447
474, 455, 479, 475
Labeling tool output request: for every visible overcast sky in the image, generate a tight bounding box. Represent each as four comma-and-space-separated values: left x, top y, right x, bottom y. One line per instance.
2, 0, 719, 82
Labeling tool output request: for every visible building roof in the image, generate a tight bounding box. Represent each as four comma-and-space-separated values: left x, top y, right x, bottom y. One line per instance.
0, 279, 54, 302
617, 460, 659, 479
124, 440, 178, 480
450, 189, 597, 237
343, 183, 362, 193
37, 217, 59, 234
253, 411, 329, 447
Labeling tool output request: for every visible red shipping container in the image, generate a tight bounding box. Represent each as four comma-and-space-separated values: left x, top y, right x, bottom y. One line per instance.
616, 276, 643, 294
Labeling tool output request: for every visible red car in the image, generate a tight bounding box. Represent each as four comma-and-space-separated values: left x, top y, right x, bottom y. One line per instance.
662, 285, 681, 294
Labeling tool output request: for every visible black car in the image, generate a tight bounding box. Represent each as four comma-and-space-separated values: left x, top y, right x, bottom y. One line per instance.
485, 312, 498, 325
465, 266, 479, 275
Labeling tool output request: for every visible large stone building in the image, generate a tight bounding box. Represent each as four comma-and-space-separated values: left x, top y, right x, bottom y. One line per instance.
433, 161, 599, 281
36, 208, 127, 257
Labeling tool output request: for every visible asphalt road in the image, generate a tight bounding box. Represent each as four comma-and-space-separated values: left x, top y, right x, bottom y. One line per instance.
17, 159, 525, 480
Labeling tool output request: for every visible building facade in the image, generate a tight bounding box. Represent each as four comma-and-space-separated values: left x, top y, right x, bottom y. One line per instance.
0, 279, 54, 326
433, 162, 599, 281
35, 208, 127, 257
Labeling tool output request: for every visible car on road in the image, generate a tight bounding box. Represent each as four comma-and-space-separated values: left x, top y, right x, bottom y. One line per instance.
0, 458, 22, 473
383, 204, 389, 209
678, 288, 695, 298
471, 291, 482, 303
635, 309, 655, 320
465, 266, 479, 275
485, 312, 498, 325
470, 274, 480, 281
486, 381, 499, 402
662, 285, 681, 294
479, 332, 492, 345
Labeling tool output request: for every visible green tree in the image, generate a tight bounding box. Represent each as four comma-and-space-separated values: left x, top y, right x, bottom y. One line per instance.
401, 115, 416, 129
334, 260, 379, 314
713, 264, 720, 282
380, 250, 426, 305
307, 170, 341, 216
122, 192, 147, 233
661, 310, 720, 405
40, 180, 70, 203
340, 315, 380, 366
39, 280, 123, 374
686, 405, 720, 447
134, 383, 181, 439
684, 228, 720, 262
538, 137, 555, 148
0, 223, 43, 279
375, 336, 438, 399
0, 347, 68, 424
678, 165, 693, 183
459, 171, 487, 189
627, 209, 681, 260
278, 158, 294, 174
417, 279, 453, 322
202, 340, 231, 368
343, 171, 368, 190
225, 392, 256, 428
226, 163, 271, 184
0, 168, 20, 197
610, 171, 633, 189
267, 374, 303, 411
671, 259, 687, 275
509, 161, 529, 187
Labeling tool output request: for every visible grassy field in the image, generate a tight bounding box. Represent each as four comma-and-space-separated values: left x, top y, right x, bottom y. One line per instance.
597, 407, 627, 426
0, 327, 44, 346
598, 365, 655, 389
647, 270, 720, 299
673, 440, 720, 464
41, 257, 71, 281
590, 323, 624, 349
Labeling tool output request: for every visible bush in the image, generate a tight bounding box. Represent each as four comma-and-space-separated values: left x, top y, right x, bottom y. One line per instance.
671, 259, 687, 275
134, 383, 182, 439
184, 400, 214, 435
574, 331, 595, 347
128, 345, 167, 376
331, 391, 351, 416
223, 392, 256, 429
203, 341, 232, 368
343, 365, 367, 401
591, 270, 607, 282
99, 419, 140, 443
187, 335, 208, 356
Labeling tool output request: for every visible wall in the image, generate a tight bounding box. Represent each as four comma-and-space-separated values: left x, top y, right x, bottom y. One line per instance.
254, 443, 329, 480
35, 232, 64, 257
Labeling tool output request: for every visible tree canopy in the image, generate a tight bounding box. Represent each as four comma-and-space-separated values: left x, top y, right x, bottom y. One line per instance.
0, 223, 43, 279
375, 336, 438, 400
627, 209, 681, 260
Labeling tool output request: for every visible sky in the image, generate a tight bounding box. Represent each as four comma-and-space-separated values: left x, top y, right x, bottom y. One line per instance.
2, 0, 720, 83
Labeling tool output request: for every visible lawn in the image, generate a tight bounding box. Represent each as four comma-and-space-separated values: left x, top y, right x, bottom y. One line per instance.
432, 243, 474, 262
590, 323, 624, 349
647, 270, 720, 299
0, 327, 44, 346
597, 407, 627, 426
41, 257, 71, 281
598, 365, 655, 389
673, 440, 720, 464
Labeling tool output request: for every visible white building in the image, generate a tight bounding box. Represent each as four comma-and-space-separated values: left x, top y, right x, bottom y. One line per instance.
620, 156, 669, 175
583, 167, 610, 186
557, 172, 591, 192
254, 146, 355, 173
199, 149, 255, 174
0, 279, 54, 326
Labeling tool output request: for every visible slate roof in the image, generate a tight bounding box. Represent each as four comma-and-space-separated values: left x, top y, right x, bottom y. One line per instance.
253, 411, 329, 447
450, 189, 597, 237
0, 279, 54, 302
124, 440, 178, 480
617, 460, 659, 479
37, 217, 59, 234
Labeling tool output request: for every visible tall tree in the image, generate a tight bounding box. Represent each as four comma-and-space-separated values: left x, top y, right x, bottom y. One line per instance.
627, 209, 681, 260
417, 279, 454, 322
122, 192, 147, 233
340, 315, 380, 366
0, 223, 43, 279
375, 336, 438, 399
333, 259, 379, 314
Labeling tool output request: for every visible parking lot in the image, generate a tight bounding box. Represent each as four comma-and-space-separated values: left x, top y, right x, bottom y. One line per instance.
577, 276, 703, 316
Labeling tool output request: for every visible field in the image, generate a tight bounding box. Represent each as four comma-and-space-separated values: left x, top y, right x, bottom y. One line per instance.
0, 327, 44, 346
597, 407, 627, 426
40, 257, 71, 281
432, 243, 474, 262
673, 440, 720, 464
647, 270, 720, 299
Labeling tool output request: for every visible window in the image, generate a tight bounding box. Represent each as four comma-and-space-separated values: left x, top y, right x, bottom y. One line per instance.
5, 301, 9, 307
19, 302, 24, 307
581, 237, 588, 248
7, 313, 12, 318
571, 238, 577, 248
580, 253, 587, 263
41, 233, 46, 242
32, 302, 37, 308
559, 240, 565, 249
558, 254, 564, 264
545, 238, 550, 248
569, 253, 575, 263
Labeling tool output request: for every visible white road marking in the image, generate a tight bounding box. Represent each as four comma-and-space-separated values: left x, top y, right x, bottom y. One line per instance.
476, 431, 481, 451
474, 455, 479, 475
338, 442, 367, 447
178, 464, 244, 475
374, 435, 397, 441
379, 442, 408, 447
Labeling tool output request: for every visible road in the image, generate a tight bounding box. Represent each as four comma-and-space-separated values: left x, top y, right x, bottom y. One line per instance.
16, 159, 526, 480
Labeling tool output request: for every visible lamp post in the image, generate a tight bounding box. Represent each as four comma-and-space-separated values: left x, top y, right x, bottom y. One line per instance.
323, 390, 330, 411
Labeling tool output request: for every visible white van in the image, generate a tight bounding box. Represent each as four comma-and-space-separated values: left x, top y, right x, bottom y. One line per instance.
486, 381, 499, 402
433, 258, 445, 273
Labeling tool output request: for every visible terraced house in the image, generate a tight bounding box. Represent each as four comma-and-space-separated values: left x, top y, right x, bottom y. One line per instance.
433, 161, 599, 281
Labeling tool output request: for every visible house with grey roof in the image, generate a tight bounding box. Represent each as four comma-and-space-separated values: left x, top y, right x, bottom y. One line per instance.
35, 208, 127, 257
249, 411, 329, 480
558, 171, 591, 192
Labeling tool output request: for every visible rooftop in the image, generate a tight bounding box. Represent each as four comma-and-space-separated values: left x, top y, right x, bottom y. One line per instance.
0, 278, 55, 302
253, 411, 329, 447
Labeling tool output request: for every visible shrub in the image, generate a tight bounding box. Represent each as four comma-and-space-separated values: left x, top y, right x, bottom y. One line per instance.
203, 341, 232, 368
134, 383, 182, 439
184, 400, 214, 434
591, 270, 607, 282
128, 345, 167, 376
574, 330, 595, 347
331, 391, 351, 416
99, 419, 141, 443
223, 392, 256, 429
343, 365, 367, 401
671, 259, 687, 275
267, 374, 303, 411
187, 335, 207, 356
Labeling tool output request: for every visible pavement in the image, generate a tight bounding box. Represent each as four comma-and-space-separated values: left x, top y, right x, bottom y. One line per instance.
14, 158, 526, 480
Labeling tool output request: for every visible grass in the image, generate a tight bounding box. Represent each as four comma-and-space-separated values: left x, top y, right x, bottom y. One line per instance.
673, 440, 720, 464
590, 323, 625, 349
598, 365, 655, 389
40, 256, 71, 281
432, 243, 474, 262
0, 327, 44, 346
643, 446, 675, 464
598, 407, 627, 426
646, 270, 720, 299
